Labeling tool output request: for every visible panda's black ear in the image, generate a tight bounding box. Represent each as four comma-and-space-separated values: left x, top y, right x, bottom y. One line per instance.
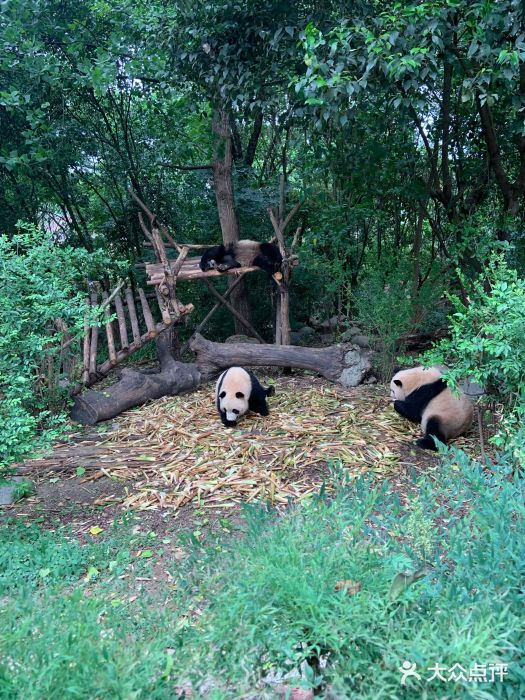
392, 365, 405, 375
393, 379, 402, 387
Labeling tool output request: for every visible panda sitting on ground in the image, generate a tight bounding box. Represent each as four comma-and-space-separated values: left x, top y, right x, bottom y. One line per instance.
390, 365, 473, 451
215, 366, 275, 428
199, 240, 282, 276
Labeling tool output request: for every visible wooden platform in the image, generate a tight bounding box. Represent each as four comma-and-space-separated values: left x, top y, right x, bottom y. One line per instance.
145, 256, 259, 285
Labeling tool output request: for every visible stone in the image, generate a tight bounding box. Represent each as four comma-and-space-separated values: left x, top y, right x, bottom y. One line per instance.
319, 315, 340, 332
351, 334, 371, 348
342, 326, 362, 340
224, 334, 260, 344
289, 331, 303, 345
298, 326, 316, 337
365, 375, 378, 384
0, 476, 24, 506
338, 349, 372, 387
459, 379, 485, 398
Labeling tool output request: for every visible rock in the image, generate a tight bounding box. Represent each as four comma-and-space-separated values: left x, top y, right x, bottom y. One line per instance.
365, 375, 378, 384
459, 379, 485, 398
319, 315, 340, 332
298, 326, 316, 337
0, 476, 24, 506
224, 334, 260, 344
351, 334, 371, 348
338, 349, 372, 387
289, 331, 303, 345
0, 485, 16, 506
341, 326, 362, 341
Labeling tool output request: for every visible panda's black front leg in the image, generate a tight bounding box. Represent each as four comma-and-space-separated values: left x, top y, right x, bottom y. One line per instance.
248, 394, 269, 416
393, 400, 423, 424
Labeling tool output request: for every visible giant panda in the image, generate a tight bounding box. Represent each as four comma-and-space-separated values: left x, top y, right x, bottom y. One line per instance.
215, 366, 275, 427
199, 240, 282, 276
390, 365, 473, 450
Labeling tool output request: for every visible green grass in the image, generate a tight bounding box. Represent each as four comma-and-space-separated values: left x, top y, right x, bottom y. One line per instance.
1, 450, 524, 699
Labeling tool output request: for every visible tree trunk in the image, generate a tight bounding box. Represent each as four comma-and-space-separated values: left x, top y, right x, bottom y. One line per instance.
411, 205, 424, 325
190, 333, 371, 386
212, 109, 253, 335
70, 328, 200, 425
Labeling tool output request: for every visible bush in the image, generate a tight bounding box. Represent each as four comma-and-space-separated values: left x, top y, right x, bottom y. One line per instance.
0, 224, 126, 474
352, 263, 414, 379
423, 253, 525, 446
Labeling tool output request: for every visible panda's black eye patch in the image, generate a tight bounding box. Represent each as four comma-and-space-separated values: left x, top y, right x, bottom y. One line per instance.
232, 409, 240, 414
235, 392, 245, 399
394, 379, 402, 387
219, 391, 226, 399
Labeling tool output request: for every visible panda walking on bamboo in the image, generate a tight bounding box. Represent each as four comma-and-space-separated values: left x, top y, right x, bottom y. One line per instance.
390, 365, 473, 450
215, 367, 275, 428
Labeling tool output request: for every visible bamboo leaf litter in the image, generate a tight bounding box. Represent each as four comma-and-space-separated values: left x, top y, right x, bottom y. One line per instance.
20, 378, 479, 511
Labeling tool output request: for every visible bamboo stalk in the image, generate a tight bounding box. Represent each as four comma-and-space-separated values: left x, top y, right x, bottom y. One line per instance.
113, 292, 129, 349
138, 287, 156, 336
125, 287, 141, 343
102, 291, 117, 366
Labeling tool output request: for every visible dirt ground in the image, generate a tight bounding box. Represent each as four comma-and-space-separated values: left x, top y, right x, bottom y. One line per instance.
3, 374, 480, 540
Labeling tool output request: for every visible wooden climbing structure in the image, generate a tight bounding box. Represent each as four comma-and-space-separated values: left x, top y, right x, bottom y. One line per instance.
81, 282, 192, 388
77, 191, 301, 390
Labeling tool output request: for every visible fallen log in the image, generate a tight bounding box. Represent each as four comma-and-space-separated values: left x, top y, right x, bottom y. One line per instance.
190, 333, 371, 385
71, 331, 372, 425
71, 329, 200, 425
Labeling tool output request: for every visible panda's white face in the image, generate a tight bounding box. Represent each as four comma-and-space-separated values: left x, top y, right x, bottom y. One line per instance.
390, 378, 405, 400
218, 389, 249, 425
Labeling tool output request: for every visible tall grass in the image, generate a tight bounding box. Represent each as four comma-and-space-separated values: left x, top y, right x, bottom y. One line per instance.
1, 451, 523, 699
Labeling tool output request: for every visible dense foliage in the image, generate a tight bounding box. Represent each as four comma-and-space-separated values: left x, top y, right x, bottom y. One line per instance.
424, 252, 525, 444
0, 226, 123, 473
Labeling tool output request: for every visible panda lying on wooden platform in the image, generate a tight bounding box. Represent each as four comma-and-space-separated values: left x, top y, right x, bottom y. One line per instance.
200, 240, 282, 276
215, 367, 275, 427
390, 365, 473, 450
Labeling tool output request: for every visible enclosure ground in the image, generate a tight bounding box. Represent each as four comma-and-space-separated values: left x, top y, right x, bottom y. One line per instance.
7, 376, 481, 538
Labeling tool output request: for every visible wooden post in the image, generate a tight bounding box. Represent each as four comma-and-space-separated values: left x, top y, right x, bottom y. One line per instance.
102, 291, 117, 366
114, 292, 129, 349
125, 287, 141, 343
88, 290, 99, 377
156, 288, 173, 325
138, 287, 156, 338
82, 298, 91, 384
268, 205, 301, 346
